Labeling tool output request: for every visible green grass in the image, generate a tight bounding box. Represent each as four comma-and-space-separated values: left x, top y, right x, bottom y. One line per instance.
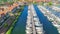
6, 16, 18, 34
5, 6, 24, 34
6, 26, 13, 34
6, 12, 22, 34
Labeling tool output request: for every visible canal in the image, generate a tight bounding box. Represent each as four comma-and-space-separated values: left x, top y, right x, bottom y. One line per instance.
11, 6, 28, 34
34, 5, 59, 34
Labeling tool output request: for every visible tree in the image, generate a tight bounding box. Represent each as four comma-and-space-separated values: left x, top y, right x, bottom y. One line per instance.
4, 23, 8, 28
48, 2, 53, 6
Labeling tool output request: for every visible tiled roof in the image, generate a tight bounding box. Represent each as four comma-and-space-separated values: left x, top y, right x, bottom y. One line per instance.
0, 3, 19, 15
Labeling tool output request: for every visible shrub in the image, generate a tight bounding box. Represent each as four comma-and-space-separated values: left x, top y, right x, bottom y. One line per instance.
4, 23, 8, 28
48, 2, 53, 6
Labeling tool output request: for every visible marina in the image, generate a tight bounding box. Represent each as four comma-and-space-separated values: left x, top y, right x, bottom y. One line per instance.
0, 0, 60, 34
38, 5, 60, 34
34, 5, 59, 34
26, 4, 44, 34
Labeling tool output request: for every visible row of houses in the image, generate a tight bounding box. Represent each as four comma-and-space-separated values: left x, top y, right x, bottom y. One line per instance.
0, 2, 19, 17
0, 2, 19, 26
